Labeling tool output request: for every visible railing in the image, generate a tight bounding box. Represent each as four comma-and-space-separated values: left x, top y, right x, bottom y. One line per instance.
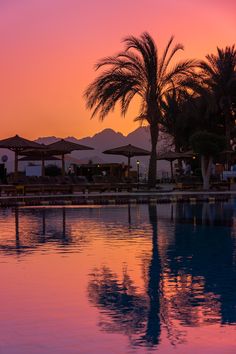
0, 182, 151, 196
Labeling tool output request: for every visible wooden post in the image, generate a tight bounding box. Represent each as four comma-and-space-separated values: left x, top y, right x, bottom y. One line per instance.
42, 156, 45, 177
127, 156, 131, 182
14, 150, 18, 180
62, 154, 65, 177
170, 160, 174, 180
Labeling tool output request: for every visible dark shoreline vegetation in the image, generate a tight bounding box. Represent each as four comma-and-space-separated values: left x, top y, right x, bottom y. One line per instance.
85, 32, 236, 189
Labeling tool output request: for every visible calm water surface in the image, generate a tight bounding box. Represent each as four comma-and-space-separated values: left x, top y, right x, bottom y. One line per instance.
0, 201, 236, 353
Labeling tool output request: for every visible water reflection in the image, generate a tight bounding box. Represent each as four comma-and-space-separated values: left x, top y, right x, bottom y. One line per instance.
0, 202, 236, 352
144, 205, 161, 346
88, 201, 236, 349
175, 202, 234, 226
171, 203, 236, 326
87, 205, 161, 347
88, 205, 185, 348
0, 207, 81, 255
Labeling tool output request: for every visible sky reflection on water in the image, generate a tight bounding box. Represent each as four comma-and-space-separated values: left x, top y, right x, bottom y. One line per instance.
0, 201, 236, 353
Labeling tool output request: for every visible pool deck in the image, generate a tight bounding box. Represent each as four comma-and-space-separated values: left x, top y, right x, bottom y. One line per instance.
0, 186, 235, 207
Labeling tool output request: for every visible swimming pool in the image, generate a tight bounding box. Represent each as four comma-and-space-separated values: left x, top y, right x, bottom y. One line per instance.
0, 201, 236, 353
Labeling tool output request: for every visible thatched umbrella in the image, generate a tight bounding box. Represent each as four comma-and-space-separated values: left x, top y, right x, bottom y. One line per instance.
47, 139, 93, 176
103, 144, 150, 181
0, 135, 41, 178
157, 150, 195, 179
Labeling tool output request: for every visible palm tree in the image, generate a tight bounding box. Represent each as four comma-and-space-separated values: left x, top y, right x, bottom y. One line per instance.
84, 32, 197, 187
200, 46, 236, 150
160, 88, 196, 153
166, 92, 222, 145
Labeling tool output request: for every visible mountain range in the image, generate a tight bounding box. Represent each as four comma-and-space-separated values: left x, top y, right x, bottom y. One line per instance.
1, 127, 172, 176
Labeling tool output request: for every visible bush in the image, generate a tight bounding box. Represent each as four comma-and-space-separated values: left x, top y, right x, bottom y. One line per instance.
190, 131, 226, 156
45, 164, 61, 176
194, 167, 202, 176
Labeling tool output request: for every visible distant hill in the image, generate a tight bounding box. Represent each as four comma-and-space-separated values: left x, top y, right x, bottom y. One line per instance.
2, 127, 172, 176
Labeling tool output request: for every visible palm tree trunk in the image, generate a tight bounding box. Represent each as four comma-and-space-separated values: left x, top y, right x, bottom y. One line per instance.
61, 154, 65, 177
220, 97, 232, 150
170, 161, 174, 180
225, 114, 231, 150
201, 155, 212, 190
148, 124, 158, 188
175, 144, 182, 173
224, 110, 232, 169
14, 149, 19, 180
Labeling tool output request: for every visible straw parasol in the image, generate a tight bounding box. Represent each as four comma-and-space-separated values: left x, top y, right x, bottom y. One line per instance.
19, 155, 60, 161
103, 144, 150, 180
157, 150, 195, 179
0, 135, 42, 177
47, 139, 93, 176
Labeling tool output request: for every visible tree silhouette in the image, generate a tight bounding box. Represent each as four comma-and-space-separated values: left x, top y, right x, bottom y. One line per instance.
85, 32, 197, 187
200, 46, 236, 150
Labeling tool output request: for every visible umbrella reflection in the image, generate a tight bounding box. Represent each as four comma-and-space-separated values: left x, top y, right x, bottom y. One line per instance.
0, 207, 73, 255
128, 203, 131, 226
42, 208, 46, 236
62, 207, 66, 238
37, 207, 70, 244
14, 207, 22, 254
15, 207, 19, 240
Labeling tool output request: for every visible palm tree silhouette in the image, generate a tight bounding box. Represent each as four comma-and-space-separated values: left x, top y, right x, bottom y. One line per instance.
87, 205, 185, 348
85, 32, 197, 187
160, 88, 195, 153
144, 204, 161, 345
200, 46, 236, 150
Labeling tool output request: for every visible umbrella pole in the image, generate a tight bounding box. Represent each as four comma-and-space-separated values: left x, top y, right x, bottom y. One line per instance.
42, 156, 45, 177
128, 204, 131, 226
128, 156, 131, 182
42, 208, 46, 235
62, 207, 66, 237
14, 150, 18, 180
15, 207, 19, 240
170, 160, 174, 180
62, 154, 65, 177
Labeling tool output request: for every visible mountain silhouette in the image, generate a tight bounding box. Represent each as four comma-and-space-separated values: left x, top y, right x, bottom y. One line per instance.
36, 127, 151, 150
1, 127, 171, 175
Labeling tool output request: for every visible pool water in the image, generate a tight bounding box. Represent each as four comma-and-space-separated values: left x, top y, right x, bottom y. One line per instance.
0, 202, 236, 353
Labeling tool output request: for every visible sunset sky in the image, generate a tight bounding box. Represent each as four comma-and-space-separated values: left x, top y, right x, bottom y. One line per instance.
0, 0, 235, 139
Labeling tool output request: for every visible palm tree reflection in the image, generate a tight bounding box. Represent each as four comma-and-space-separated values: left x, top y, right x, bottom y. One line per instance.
88, 266, 147, 340
88, 205, 178, 348
88, 201, 236, 348
143, 204, 161, 345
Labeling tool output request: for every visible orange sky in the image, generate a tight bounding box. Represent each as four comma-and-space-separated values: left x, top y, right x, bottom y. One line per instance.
0, 0, 235, 139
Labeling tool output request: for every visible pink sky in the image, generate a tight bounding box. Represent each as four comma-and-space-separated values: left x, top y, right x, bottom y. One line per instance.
0, 0, 235, 139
